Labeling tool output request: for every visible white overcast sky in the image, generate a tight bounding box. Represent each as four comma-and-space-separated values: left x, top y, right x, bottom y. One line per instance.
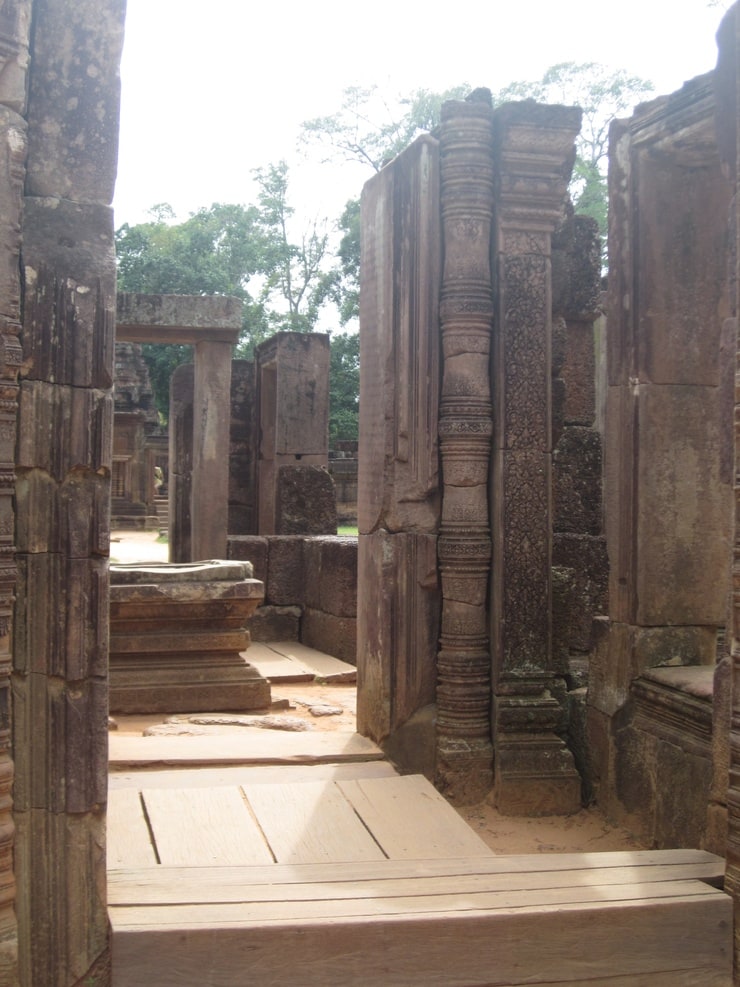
113, 0, 734, 230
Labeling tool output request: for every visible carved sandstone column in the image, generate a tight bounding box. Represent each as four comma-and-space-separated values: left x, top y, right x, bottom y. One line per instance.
434, 97, 495, 803
0, 7, 33, 978
490, 102, 582, 815
15, 2, 125, 983
192, 338, 233, 560
0, 92, 26, 986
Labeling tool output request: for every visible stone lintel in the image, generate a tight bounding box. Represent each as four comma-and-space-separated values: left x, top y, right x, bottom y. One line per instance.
116, 292, 242, 345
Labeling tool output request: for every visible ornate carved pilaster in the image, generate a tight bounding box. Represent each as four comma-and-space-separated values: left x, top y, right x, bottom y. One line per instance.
0, 329, 19, 982
435, 96, 495, 803
491, 102, 582, 814
0, 100, 25, 983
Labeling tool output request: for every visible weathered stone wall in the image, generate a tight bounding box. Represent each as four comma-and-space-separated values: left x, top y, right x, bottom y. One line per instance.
229, 359, 257, 535
357, 97, 596, 811
255, 332, 334, 535
550, 215, 608, 800
228, 535, 357, 663
112, 341, 160, 526
12, 3, 126, 984
717, 5, 740, 980
356, 133, 441, 769
0, 5, 28, 979
592, 71, 733, 848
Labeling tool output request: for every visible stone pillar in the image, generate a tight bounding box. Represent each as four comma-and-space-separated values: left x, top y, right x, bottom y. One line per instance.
192, 339, 232, 560
255, 332, 332, 535
169, 363, 193, 564
717, 4, 740, 981
434, 98, 495, 804
357, 134, 441, 766
595, 72, 733, 842
490, 102, 583, 815
0, 5, 27, 980
229, 359, 257, 535
14, 2, 125, 984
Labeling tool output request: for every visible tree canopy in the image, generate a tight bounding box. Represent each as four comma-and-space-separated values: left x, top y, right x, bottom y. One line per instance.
116, 67, 654, 434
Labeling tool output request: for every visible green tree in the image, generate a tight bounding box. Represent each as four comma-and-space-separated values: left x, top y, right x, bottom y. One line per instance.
301, 83, 471, 173
115, 201, 269, 411
115, 163, 336, 414
251, 160, 332, 333
329, 330, 360, 444
302, 86, 471, 325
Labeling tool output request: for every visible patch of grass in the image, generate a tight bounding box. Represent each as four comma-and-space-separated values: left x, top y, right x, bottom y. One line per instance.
156, 532, 169, 544
337, 525, 358, 536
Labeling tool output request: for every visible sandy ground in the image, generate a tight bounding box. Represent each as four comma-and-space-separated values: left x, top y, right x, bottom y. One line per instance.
112, 681, 643, 856
109, 529, 643, 856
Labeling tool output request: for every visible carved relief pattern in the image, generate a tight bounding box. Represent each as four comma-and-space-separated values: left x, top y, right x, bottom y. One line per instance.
502, 450, 550, 668
435, 98, 495, 802
0, 112, 24, 963
0, 334, 20, 956
490, 104, 582, 811
502, 253, 549, 449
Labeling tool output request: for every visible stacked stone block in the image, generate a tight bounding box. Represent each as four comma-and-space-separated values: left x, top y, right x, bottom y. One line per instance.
228, 534, 358, 663
357, 134, 441, 761
594, 70, 733, 848
12, 1, 126, 983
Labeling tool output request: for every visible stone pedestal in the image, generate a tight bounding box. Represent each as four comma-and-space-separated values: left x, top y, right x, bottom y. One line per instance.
109, 560, 269, 714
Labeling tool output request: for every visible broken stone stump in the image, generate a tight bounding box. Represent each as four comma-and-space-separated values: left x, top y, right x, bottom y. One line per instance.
109, 560, 269, 713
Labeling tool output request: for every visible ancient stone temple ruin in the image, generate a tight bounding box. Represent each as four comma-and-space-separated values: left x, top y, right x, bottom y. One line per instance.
3, 0, 740, 983
358, 95, 603, 812
111, 341, 166, 529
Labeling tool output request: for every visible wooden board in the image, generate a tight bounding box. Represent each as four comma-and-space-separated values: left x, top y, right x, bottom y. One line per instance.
241, 780, 385, 864
109, 729, 383, 767
338, 774, 493, 858
141, 787, 274, 867
109, 760, 398, 790
107, 789, 158, 868
111, 889, 732, 986
108, 854, 727, 906
268, 641, 357, 683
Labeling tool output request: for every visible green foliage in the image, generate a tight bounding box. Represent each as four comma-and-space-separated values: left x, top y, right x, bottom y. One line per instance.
251, 160, 331, 334
300, 83, 471, 173
334, 198, 361, 325
329, 330, 359, 444
116, 164, 336, 415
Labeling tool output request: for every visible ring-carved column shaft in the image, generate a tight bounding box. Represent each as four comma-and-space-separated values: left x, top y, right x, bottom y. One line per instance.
435, 97, 495, 803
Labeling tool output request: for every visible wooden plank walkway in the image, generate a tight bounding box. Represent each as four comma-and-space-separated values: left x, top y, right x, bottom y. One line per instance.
109, 769, 493, 869
110, 847, 731, 986
108, 645, 732, 986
